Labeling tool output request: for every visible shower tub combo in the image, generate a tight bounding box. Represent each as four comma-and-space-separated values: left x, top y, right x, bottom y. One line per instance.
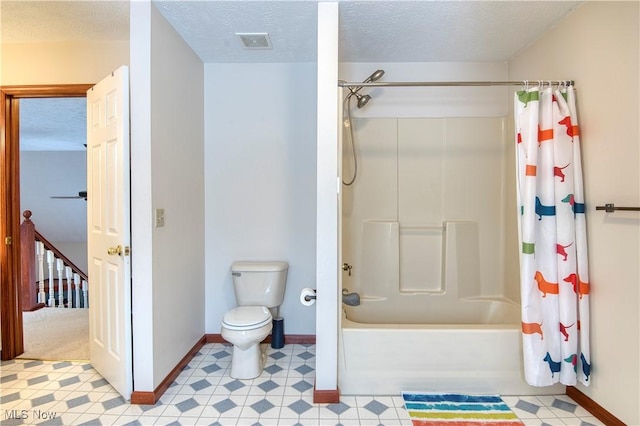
338, 221, 564, 396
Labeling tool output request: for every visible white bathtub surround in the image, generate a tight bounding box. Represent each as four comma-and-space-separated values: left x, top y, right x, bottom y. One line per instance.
339, 114, 554, 396
339, 220, 565, 395
340, 303, 563, 396
515, 86, 591, 387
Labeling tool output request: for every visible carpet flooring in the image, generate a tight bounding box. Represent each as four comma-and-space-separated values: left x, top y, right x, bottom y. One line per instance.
19, 307, 89, 361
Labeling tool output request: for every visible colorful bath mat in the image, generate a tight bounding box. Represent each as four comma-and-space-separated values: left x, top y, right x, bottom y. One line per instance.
402, 392, 524, 425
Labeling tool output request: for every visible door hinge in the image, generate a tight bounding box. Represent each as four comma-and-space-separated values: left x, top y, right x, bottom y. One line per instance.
5, 236, 12, 245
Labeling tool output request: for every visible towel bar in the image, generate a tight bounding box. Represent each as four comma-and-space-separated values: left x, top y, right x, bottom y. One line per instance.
595, 203, 640, 213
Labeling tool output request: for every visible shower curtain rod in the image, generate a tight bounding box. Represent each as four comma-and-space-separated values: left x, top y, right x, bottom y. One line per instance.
338, 80, 575, 88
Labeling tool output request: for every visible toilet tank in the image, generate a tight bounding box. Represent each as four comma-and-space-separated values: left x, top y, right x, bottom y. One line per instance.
231, 261, 288, 308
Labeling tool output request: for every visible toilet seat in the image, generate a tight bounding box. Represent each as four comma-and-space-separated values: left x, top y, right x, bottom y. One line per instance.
222, 306, 272, 331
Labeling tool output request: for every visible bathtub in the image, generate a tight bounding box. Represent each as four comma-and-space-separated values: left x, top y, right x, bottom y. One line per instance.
338, 297, 565, 396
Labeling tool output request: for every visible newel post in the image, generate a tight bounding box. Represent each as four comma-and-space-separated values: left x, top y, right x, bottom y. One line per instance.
20, 210, 41, 311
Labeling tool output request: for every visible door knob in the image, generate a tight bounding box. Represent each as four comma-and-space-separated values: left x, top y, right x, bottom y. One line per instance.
107, 245, 123, 256
342, 262, 353, 276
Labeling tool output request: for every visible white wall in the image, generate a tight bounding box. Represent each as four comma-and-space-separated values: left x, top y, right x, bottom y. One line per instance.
150, 4, 206, 387
0, 41, 129, 85
316, 1, 340, 393
204, 62, 317, 335
509, 2, 639, 424
130, 2, 206, 390
20, 151, 88, 272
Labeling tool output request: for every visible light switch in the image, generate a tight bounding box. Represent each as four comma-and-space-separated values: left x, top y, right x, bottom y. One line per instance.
155, 208, 165, 227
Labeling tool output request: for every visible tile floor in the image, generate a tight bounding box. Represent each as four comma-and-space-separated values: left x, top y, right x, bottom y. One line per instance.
1, 343, 604, 426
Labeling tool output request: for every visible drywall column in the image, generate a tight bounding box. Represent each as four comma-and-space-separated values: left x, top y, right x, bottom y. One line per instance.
129, 0, 155, 393
315, 2, 339, 399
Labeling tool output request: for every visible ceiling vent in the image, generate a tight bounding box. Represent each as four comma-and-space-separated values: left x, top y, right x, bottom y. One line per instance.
236, 32, 272, 50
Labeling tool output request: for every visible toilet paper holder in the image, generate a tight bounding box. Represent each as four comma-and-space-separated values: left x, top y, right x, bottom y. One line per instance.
304, 290, 317, 302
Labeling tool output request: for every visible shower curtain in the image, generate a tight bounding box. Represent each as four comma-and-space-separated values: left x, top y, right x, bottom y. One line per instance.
515, 85, 591, 387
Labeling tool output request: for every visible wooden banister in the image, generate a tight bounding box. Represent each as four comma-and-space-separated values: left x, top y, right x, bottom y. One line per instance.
20, 210, 88, 311
33, 229, 88, 282
20, 210, 41, 311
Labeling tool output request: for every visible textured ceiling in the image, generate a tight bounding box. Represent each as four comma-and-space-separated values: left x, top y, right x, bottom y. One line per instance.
20, 98, 87, 151
338, 1, 583, 62
7, 0, 584, 151
154, 0, 584, 63
2, 1, 583, 63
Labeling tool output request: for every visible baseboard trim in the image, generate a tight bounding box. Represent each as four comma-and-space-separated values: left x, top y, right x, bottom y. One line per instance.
566, 386, 625, 426
131, 333, 316, 404
206, 333, 316, 345
131, 336, 206, 405
313, 383, 340, 403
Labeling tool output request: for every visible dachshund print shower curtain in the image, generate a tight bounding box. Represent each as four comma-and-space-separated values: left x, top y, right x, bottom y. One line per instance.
514, 85, 591, 386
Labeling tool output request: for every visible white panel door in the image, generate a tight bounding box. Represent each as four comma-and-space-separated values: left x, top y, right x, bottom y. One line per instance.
87, 66, 132, 399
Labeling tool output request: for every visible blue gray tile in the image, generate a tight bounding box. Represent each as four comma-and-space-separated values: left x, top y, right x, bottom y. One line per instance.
291, 380, 313, 393
294, 364, 313, 375
269, 351, 286, 360
1, 374, 17, 383
67, 395, 90, 409
516, 399, 540, 414
32, 393, 55, 407
250, 398, 275, 414
1, 392, 21, 404
223, 379, 245, 392
59, 376, 80, 387
91, 378, 109, 388
190, 379, 211, 391
363, 399, 388, 415
213, 398, 237, 413
52, 361, 71, 370
176, 397, 199, 413
24, 360, 44, 369
77, 418, 101, 426
258, 379, 279, 392
27, 374, 49, 385
552, 398, 577, 413
326, 401, 350, 415
212, 351, 230, 360
102, 396, 126, 411
202, 363, 222, 374
264, 364, 283, 375
288, 399, 312, 415
297, 351, 314, 360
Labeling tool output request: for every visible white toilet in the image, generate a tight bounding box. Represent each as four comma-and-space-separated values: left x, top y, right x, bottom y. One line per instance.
221, 261, 288, 379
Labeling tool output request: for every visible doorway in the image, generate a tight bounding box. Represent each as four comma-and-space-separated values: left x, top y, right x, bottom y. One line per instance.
0, 84, 92, 360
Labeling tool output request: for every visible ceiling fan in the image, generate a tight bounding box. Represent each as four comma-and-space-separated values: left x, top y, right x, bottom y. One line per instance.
50, 190, 87, 200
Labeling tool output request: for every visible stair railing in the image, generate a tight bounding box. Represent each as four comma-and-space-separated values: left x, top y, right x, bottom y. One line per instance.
21, 210, 89, 311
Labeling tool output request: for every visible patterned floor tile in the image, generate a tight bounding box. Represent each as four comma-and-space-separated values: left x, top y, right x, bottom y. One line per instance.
1, 344, 605, 426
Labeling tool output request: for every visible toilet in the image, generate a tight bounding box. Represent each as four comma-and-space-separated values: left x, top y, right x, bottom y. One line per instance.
221, 261, 288, 379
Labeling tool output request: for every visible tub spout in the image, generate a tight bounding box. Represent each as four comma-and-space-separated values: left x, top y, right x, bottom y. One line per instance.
342, 290, 360, 306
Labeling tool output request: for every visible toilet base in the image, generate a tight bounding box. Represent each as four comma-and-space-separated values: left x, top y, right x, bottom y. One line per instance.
230, 343, 266, 379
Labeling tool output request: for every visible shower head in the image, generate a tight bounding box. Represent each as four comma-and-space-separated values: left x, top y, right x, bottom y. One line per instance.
364, 69, 385, 83
355, 92, 371, 109
345, 69, 385, 108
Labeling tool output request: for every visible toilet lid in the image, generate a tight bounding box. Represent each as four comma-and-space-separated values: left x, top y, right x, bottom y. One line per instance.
222, 306, 272, 330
